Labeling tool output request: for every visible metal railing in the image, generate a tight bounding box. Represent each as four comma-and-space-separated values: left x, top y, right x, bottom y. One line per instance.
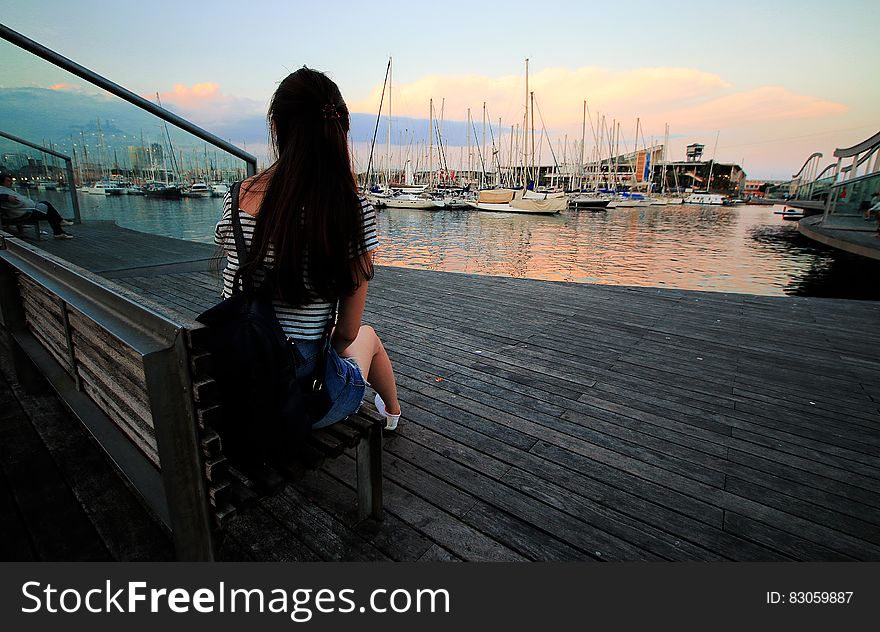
0, 23, 257, 177
823, 130, 880, 220
0, 233, 214, 560
0, 130, 82, 223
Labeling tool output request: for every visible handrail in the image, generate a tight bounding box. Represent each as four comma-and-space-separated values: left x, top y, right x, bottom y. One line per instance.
0, 129, 81, 223
833, 130, 880, 159
791, 152, 822, 179
814, 163, 837, 181
0, 23, 256, 176
839, 144, 879, 174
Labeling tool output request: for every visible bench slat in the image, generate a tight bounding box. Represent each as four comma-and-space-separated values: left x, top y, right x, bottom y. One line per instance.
67, 309, 146, 381
71, 335, 152, 417
77, 364, 160, 465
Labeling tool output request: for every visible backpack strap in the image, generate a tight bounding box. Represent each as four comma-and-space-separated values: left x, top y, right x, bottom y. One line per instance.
228, 181, 248, 294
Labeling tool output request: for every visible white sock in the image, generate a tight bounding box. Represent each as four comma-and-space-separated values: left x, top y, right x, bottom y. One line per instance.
374, 393, 400, 431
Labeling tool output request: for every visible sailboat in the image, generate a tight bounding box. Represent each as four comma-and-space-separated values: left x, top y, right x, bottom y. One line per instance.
468, 188, 564, 215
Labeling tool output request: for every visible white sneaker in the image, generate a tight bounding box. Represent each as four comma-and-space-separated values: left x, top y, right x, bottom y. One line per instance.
59, 219, 74, 226
374, 393, 400, 431
54, 232, 74, 240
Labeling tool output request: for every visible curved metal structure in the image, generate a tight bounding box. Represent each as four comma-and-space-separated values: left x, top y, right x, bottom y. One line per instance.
791, 152, 823, 179
834, 130, 880, 159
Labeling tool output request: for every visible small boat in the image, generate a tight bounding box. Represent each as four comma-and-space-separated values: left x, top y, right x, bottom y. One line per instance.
86, 180, 125, 195
183, 182, 212, 198
684, 192, 727, 205
775, 208, 804, 221
384, 193, 436, 209
568, 195, 611, 210
211, 183, 229, 197
143, 181, 182, 199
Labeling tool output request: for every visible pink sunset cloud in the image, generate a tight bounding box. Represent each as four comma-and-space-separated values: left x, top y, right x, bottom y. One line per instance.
150, 82, 265, 126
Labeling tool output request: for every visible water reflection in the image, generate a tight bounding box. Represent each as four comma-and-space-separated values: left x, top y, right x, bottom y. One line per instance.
34, 190, 880, 299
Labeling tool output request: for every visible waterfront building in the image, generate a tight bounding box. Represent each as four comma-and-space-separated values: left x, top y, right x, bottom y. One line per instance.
743, 179, 787, 198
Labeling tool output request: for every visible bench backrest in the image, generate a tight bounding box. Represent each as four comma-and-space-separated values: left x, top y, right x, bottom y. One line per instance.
0, 231, 219, 560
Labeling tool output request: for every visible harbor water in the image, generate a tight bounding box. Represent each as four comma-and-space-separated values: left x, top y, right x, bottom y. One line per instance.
36, 189, 880, 300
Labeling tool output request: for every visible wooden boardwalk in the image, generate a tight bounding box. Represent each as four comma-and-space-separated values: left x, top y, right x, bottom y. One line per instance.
22, 223, 880, 561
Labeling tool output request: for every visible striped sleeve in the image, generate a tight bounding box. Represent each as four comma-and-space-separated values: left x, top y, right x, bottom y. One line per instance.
356, 197, 379, 256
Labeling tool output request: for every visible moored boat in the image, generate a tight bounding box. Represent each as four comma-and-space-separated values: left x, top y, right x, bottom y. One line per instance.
143, 181, 182, 199
183, 182, 212, 198
211, 182, 229, 197
86, 180, 125, 195
384, 193, 436, 209
684, 192, 727, 205
468, 189, 564, 215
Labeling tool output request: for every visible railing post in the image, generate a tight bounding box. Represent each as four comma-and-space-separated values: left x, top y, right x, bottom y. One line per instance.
143, 331, 215, 561
822, 157, 843, 222
64, 158, 81, 224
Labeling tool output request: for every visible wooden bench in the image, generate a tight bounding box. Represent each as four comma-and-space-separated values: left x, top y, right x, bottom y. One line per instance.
0, 214, 44, 240
0, 231, 384, 561
187, 326, 385, 530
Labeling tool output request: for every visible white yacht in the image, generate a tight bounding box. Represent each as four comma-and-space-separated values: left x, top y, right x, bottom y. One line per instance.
86, 180, 125, 195
211, 183, 229, 197
183, 183, 212, 198
684, 193, 727, 205
384, 193, 436, 210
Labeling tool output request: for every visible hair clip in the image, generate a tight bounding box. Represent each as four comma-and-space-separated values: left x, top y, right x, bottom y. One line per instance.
322, 103, 340, 120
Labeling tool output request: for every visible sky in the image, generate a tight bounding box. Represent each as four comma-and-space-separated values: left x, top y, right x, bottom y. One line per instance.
1, 0, 878, 179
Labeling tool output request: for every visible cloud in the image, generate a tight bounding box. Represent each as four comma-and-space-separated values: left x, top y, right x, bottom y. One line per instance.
149, 82, 266, 128
348, 65, 847, 140
664, 86, 847, 130
49, 83, 85, 92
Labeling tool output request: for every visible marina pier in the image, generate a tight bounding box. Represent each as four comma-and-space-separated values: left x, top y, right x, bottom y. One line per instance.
2, 222, 879, 561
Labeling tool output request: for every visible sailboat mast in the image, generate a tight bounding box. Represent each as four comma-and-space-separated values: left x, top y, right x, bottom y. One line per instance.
428, 98, 433, 190
508, 125, 514, 188
467, 107, 471, 185
707, 129, 720, 192
387, 57, 392, 187
481, 102, 486, 189
662, 123, 669, 195
580, 100, 586, 191
524, 58, 529, 188
530, 91, 536, 188
634, 117, 640, 186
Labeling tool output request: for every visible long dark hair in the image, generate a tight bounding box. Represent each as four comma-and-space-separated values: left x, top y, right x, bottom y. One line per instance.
239, 67, 373, 306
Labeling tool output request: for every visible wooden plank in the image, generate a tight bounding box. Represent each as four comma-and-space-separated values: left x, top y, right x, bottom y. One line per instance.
723, 512, 857, 562
290, 466, 438, 562
261, 487, 390, 561
71, 338, 152, 420
77, 365, 159, 466
67, 310, 146, 382
21, 295, 71, 371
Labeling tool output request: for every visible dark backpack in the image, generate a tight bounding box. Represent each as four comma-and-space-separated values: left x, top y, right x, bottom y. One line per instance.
195, 181, 332, 468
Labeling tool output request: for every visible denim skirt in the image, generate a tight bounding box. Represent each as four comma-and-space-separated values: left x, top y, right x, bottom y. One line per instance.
292, 338, 366, 429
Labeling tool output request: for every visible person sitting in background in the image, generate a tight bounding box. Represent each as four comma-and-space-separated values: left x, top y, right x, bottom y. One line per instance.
0, 172, 74, 239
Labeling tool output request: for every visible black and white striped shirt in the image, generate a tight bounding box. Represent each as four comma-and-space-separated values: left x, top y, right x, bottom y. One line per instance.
214, 193, 379, 340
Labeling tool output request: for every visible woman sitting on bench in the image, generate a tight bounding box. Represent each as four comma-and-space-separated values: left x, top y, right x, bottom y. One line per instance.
213, 68, 401, 431
0, 172, 74, 239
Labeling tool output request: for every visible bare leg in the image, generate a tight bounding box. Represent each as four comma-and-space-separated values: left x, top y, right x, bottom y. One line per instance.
340, 325, 401, 415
